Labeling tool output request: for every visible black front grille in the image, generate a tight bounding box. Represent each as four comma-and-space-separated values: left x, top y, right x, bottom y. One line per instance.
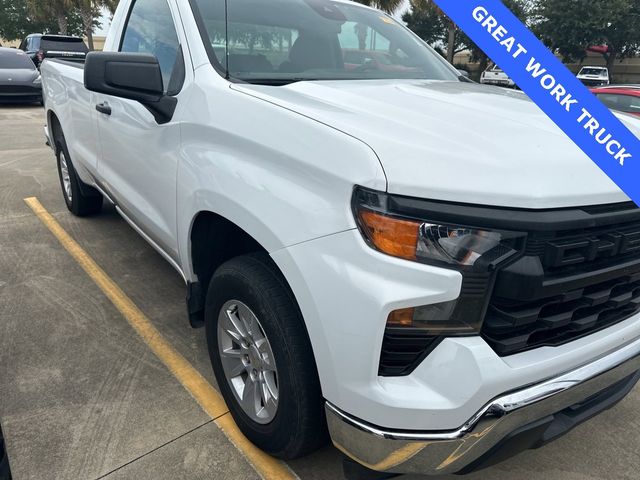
483, 207, 640, 356
0, 85, 40, 94
378, 329, 440, 376
528, 222, 640, 270
484, 273, 640, 355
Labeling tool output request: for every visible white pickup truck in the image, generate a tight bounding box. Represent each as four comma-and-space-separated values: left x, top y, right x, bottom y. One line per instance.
480, 64, 515, 88
41, 0, 640, 477
577, 66, 611, 87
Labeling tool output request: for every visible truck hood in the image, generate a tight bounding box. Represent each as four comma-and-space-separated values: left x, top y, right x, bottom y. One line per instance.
233, 79, 639, 208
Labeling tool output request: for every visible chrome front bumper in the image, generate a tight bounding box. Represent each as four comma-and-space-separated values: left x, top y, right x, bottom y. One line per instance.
327, 336, 640, 475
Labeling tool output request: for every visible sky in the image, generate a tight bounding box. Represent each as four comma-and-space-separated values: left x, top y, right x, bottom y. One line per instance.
95, 8, 112, 36
394, 0, 411, 20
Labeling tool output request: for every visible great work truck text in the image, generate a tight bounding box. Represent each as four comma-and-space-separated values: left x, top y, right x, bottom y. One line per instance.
472, 6, 633, 166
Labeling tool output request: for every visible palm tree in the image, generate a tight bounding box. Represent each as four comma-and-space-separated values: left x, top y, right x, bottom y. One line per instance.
354, 0, 406, 15
73, 0, 102, 50
101, 0, 119, 15
27, 0, 73, 35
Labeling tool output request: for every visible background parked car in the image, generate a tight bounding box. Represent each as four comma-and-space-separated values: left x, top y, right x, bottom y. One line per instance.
19, 34, 88, 69
592, 85, 640, 117
0, 47, 42, 105
480, 64, 516, 88
18, 33, 43, 66
577, 66, 610, 86
39, 35, 88, 63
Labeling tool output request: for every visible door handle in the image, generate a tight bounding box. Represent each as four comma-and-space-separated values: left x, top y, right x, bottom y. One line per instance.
95, 102, 111, 115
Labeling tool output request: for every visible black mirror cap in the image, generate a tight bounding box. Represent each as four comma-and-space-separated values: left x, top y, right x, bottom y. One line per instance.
84, 51, 177, 124
84, 51, 164, 102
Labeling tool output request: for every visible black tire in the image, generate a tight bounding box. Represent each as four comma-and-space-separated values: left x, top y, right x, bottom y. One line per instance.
55, 134, 103, 217
205, 253, 327, 459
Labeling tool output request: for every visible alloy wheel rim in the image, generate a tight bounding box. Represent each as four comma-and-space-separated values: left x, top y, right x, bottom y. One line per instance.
217, 300, 279, 424
59, 152, 72, 202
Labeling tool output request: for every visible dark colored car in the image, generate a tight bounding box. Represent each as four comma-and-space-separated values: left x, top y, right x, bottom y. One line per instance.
591, 85, 640, 118
0, 47, 42, 104
18, 33, 43, 66
19, 34, 88, 68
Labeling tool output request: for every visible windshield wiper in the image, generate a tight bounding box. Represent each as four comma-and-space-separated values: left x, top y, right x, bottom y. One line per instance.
237, 77, 313, 86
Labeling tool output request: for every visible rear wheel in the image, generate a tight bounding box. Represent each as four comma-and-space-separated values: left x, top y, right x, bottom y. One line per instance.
55, 134, 102, 217
205, 253, 327, 459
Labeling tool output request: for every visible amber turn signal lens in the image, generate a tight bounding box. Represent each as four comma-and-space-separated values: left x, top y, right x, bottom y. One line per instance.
387, 308, 416, 327
358, 210, 420, 260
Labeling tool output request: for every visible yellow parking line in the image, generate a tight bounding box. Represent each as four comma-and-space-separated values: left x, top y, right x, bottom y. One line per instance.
24, 197, 298, 480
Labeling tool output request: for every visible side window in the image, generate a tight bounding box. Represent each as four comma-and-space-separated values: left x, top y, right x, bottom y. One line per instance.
598, 94, 622, 110
597, 93, 640, 114
628, 96, 640, 114
120, 0, 182, 94
597, 93, 618, 110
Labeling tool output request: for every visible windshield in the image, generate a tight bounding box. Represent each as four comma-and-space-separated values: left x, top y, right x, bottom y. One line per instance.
580, 67, 607, 76
191, 0, 460, 84
0, 50, 35, 69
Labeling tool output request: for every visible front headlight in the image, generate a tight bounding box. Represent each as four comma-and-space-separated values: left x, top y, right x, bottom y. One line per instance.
353, 187, 525, 271
353, 186, 527, 336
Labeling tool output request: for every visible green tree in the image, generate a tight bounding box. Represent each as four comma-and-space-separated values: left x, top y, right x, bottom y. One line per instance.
354, 0, 405, 15
73, 0, 103, 50
1, 0, 84, 40
462, 0, 528, 72
27, 0, 73, 35
404, 0, 527, 67
101, 0, 119, 15
402, 1, 465, 63
533, 0, 640, 80
0, 0, 59, 40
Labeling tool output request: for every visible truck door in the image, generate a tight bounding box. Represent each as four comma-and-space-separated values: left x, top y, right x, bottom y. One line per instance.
94, 0, 186, 262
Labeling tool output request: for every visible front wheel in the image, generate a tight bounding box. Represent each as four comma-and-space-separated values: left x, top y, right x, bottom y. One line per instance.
205, 253, 327, 459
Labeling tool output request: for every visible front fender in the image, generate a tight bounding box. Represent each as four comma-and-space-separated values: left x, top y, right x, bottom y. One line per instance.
176, 70, 386, 279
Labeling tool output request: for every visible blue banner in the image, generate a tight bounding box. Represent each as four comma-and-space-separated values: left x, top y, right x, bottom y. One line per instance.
431, 0, 640, 205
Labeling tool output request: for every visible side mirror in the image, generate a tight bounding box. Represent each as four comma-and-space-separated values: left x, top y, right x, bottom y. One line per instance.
84, 51, 176, 124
